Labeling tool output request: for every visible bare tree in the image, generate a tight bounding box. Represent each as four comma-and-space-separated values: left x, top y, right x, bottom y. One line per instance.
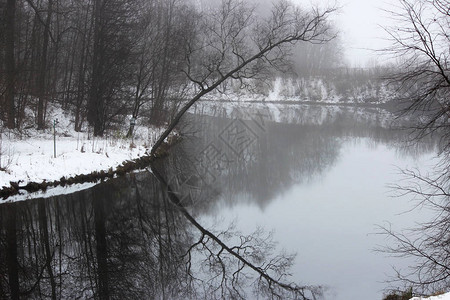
35, 0, 54, 130
379, 0, 450, 295
383, 0, 450, 151
151, 0, 336, 156
379, 161, 450, 295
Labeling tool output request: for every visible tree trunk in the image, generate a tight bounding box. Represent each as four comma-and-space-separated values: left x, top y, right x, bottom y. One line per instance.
74, 6, 91, 132
5, 0, 16, 129
88, 0, 105, 137
37, 0, 54, 130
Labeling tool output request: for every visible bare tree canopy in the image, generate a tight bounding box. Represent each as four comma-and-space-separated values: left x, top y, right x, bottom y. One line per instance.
0, 0, 339, 137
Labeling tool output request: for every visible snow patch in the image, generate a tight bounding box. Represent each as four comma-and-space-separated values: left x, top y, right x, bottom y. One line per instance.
4, 182, 98, 203
411, 293, 450, 300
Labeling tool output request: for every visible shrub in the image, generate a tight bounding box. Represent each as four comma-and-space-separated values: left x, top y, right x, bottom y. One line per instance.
383, 288, 413, 300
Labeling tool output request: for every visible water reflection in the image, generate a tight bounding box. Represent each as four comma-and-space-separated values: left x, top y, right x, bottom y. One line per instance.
0, 174, 198, 299
0, 172, 319, 299
0, 108, 439, 299
160, 111, 437, 212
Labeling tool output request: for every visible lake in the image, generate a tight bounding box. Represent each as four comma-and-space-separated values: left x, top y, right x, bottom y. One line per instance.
0, 104, 439, 299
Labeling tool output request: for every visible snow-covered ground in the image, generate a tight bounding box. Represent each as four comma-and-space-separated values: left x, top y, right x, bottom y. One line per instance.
0, 107, 163, 201
411, 292, 450, 300
0, 134, 149, 187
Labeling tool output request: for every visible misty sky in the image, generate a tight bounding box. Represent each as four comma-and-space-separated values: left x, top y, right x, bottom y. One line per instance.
268, 0, 397, 66
201, 0, 396, 66
334, 0, 392, 66
295, 0, 393, 66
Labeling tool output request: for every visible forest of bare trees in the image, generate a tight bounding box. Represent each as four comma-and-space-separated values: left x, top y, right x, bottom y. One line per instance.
0, 0, 202, 135
0, 0, 346, 137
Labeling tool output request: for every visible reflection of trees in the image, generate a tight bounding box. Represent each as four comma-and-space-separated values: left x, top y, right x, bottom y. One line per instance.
0, 171, 320, 299
3, 204, 19, 299
0, 174, 194, 299
171, 111, 438, 210
151, 166, 321, 299
167, 115, 341, 210
0, 109, 441, 299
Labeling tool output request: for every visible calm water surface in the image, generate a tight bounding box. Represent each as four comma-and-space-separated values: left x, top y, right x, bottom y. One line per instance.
0, 106, 439, 299
201, 140, 435, 300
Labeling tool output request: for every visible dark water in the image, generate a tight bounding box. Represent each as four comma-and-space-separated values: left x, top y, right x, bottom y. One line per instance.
0, 107, 439, 299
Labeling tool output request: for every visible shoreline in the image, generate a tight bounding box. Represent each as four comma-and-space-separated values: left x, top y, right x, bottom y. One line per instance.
0, 136, 177, 202
0, 100, 397, 203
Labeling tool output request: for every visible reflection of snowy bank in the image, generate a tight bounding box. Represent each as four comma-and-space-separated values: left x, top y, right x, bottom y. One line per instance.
5, 182, 97, 203
192, 99, 396, 128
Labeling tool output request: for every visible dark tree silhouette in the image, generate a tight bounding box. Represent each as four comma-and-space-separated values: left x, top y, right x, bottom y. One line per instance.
87, 0, 134, 136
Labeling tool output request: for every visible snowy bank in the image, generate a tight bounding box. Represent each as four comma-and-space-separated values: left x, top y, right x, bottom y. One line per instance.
411, 292, 450, 300
200, 76, 399, 104
0, 135, 150, 188
0, 107, 168, 202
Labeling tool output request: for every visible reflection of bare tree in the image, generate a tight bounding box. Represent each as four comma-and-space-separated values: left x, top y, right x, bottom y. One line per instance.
1, 176, 192, 299
151, 165, 322, 299
378, 162, 450, 295
38, 200, 57, 300
1, 169, 316, 299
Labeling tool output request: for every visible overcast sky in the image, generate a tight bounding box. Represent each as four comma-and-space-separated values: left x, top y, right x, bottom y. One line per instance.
296, 0, 394, 66
286, 0, 396, 66
202, 0, 397, 67
336, 0, 393, 66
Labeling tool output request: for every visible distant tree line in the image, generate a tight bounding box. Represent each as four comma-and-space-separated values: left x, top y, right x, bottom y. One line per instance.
0, 0, 343, 136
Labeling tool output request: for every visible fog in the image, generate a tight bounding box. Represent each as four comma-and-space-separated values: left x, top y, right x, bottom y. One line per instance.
197, 0, 393, 67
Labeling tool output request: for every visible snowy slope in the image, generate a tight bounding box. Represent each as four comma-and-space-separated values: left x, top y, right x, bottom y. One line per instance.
411, 293, 450, 300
